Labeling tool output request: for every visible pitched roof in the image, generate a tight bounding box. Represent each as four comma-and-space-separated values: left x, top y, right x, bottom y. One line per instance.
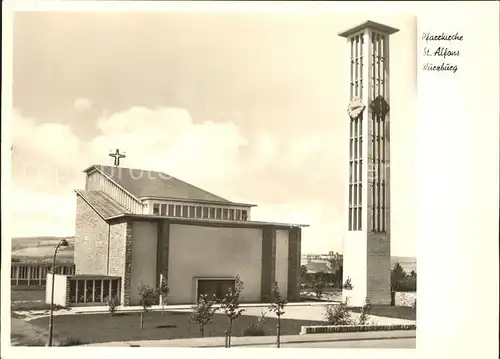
75, 190, 130, 219
84, 165, 239, 204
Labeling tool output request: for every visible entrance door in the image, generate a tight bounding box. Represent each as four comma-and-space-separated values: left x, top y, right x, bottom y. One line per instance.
197, 279, 235, 301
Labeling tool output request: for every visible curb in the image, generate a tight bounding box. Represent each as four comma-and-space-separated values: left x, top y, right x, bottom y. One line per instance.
300, 323, 417, 335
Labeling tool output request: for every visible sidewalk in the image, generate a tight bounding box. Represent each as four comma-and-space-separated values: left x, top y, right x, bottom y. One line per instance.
81, 330, 417, 347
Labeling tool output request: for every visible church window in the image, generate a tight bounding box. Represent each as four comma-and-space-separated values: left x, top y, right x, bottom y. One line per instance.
153, 203, 160, 216
216, 208, 222, 219
223, 209, 229, 220
168, 204, 174, 216
236, 209, 241, 220
358, 207, 362, 230
241, 210, 248, 221
209, 207, 216, 219
175, 205, 182, 217
160, 204, 167, 216
196, 207, 202, 218
182, 205, 189, 217
203, 207, 209, 218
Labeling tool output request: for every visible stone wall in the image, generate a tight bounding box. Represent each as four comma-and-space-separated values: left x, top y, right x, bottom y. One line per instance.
395, 291, 416, 307
74, 196, 108, 275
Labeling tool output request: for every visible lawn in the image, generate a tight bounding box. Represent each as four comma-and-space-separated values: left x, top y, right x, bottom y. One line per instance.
350, 305, 416, 321
29, 310, 327, 345
11, 289, 45, 302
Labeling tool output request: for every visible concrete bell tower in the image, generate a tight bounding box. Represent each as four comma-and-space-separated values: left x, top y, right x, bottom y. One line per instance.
338, 21, 399, 306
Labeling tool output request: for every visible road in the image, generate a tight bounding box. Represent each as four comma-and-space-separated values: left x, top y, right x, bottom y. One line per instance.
242, 337, 416, 348
82, 331, 416, 348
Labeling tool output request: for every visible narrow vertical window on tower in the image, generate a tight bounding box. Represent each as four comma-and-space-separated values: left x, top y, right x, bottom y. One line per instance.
350, 37, 354, 98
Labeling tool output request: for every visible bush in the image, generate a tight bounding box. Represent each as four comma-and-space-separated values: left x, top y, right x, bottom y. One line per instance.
358, 298, 372, 325
57, 334, 87, 346
343, 277, 354, 290
190, 294, 217, 338
242, 310, 269, 336
243, 324, 267, 336
106, 296, 120, 316
324, 302, 354, 325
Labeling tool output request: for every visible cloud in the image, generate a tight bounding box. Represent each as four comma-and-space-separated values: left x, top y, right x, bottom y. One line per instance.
11, 106, 345, 252
74, 97, 92, 111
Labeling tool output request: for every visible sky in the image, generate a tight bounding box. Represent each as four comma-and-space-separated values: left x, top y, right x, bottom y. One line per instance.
9, 11, 417, 256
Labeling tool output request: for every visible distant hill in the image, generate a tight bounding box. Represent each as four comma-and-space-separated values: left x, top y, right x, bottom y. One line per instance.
301, 255, 416, 274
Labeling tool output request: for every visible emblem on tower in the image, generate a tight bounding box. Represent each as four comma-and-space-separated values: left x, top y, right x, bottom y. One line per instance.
347, 97, 366, 119
370, 95, 390, 116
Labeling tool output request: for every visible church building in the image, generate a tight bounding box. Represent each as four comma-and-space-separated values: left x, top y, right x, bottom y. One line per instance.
73, 162, 305, 306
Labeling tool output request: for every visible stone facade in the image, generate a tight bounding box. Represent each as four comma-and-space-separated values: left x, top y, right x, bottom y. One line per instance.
107, 222, 127, 277
366, 234, 392, 305
122, 222, 133, 306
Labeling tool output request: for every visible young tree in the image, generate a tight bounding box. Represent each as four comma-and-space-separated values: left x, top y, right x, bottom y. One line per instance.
299, 265, 309, 286
391, 262, 407, 291
157, 277, 170, 316
190, 294, 217, 338
343, 276, 354, 290
313, 272, 327, 299
268, 282, 287, 348
327, 252, 343, 274
219, 275, 245, 348
106, 296, 120, 316
137, 283, 157, 330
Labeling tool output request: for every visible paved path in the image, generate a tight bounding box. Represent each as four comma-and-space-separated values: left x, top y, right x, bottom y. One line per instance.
82, 330, 416, 348
10, 317, 52, 346
18, 303, 414, 326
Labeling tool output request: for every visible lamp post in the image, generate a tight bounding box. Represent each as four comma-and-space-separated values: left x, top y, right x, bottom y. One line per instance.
48, 239, 68, 347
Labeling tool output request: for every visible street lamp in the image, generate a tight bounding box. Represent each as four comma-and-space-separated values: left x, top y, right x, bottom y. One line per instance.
48, 239, 69, 347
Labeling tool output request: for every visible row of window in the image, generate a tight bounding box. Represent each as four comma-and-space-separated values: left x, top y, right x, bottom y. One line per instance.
152, 203, 248, 221
11, 265, 75, 279
69, 278, 121, 304
348, 207, 363, 231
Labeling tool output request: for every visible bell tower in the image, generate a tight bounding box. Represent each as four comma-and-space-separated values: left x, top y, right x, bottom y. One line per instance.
338, 21, 399, 306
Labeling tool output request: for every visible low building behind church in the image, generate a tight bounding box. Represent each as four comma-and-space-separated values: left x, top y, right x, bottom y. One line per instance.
49, 165, 306, 307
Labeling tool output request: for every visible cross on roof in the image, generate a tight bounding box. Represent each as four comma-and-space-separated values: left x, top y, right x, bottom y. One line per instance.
109, 149, 126, 167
